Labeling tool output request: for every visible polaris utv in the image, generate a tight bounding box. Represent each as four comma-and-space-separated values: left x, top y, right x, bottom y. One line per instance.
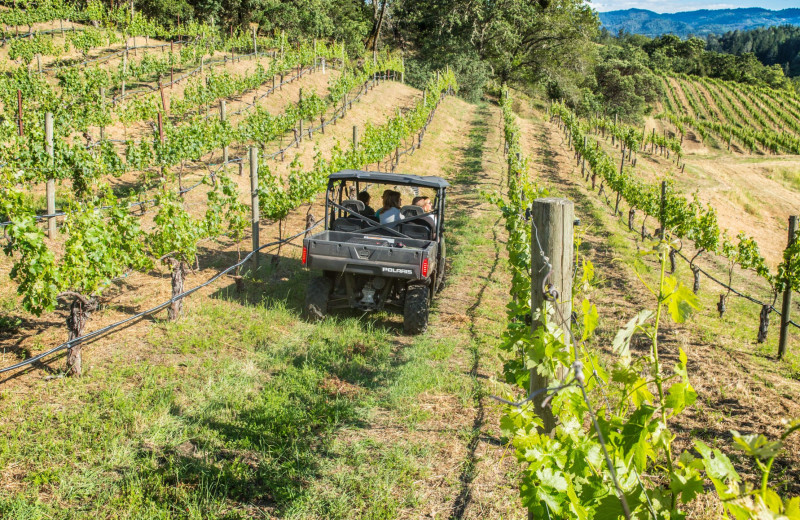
301, 170, 448, 334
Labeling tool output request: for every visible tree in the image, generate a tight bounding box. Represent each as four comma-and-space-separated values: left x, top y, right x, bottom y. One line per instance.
391, 0, 597, 98
364, 0, 389, 59
593, 46, 662, 120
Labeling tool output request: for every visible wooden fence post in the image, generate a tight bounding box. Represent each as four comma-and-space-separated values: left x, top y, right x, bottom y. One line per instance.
353, 125, 358, 151
17, 89, 23, 136
220, 100, 228, 164
298, 88, 303, 143
530, 197, 574, 435
121, 47, 128, 98
45, 112, 55, 238
159, 80, 168, 115
779, 215, 798, 359
250, 147, 260, 272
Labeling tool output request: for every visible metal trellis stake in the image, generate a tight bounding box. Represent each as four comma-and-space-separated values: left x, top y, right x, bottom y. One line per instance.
250, 147, 260, 272
45, 112, 55, 238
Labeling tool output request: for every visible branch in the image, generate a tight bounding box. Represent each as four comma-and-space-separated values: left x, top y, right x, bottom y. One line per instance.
57, 291, 97, 310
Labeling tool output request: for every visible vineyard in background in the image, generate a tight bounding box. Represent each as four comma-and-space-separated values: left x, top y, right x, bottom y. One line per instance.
658, 73, 800, 154
0, 0, 458, 377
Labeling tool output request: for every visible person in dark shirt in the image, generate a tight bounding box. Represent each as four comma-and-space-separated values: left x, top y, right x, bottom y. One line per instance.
358, 191, 376, 218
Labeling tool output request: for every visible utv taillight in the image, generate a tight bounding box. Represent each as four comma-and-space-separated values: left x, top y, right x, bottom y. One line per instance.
302, 246, 308, 265
421, 258, 429, 277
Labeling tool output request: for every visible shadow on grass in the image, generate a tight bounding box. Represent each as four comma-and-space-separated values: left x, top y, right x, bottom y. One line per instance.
446, 101, 496, 520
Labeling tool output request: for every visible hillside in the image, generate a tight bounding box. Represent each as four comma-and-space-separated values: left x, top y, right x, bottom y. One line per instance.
600, 7, 800, 37
2, 1, 800, 519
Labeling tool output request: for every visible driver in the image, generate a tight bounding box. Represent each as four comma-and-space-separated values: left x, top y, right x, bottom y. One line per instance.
412, 195, 437, 231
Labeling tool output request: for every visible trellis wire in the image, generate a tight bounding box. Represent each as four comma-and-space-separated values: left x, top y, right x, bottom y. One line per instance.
0, 219, 322, 377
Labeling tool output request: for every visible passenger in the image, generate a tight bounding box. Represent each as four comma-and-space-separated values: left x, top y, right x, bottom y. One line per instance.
375, 190, 403, 227
357, 190, 376, 219
412, 195, 437, 230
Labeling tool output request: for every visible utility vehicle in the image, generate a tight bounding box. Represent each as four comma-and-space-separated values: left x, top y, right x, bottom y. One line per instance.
301, 170, 448, 334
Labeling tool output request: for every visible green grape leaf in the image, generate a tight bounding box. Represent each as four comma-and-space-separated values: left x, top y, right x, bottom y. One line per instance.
762, 488, 784, 513
665, 381, 697, 416
631, 378, 655, 408
566, 479, 589, 520
533, 467, 568, 514
785, 497, 800, 519
581, 298, 599, 341
662, 276, 699, 323
695, 440, 740, 498
612, 310, 653, 365
620, 404, 657, 472
669, 466, 705, 504
730, 431, 782, 460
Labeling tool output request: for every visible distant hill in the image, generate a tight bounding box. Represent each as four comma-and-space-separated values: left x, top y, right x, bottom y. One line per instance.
599, 8, 800, 37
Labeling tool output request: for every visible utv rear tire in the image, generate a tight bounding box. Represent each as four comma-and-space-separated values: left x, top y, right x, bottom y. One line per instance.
304, 277, 332, 322
403, 285, 429, 335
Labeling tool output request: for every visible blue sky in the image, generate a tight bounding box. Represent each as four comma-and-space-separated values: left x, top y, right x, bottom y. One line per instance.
588, 0, 798, 13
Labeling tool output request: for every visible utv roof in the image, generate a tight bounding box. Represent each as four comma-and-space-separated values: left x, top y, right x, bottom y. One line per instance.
328, 170, 450, 189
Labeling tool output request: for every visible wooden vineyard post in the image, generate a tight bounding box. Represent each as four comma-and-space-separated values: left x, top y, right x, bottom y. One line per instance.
17, 89, 23, 136
250, 147, 260, 272
122, 47, 128, 98
220, 100, 228, 165
298, 88, 303, 143
252, 25, 257, 56
45, 112, 56, 238
530, 198, 574, 436
99, 87, 106, 141
353, 125, 358, 151
779, 215, 798, 360
159, 80, 168, 115
157, 112, 164, 145
401, 57, 405, 83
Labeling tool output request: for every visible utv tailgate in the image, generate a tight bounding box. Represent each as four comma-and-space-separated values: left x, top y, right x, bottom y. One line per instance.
303, 231, 437, 280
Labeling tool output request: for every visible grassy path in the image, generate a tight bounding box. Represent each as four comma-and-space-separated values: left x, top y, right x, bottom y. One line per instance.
0, 98, 523, 519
